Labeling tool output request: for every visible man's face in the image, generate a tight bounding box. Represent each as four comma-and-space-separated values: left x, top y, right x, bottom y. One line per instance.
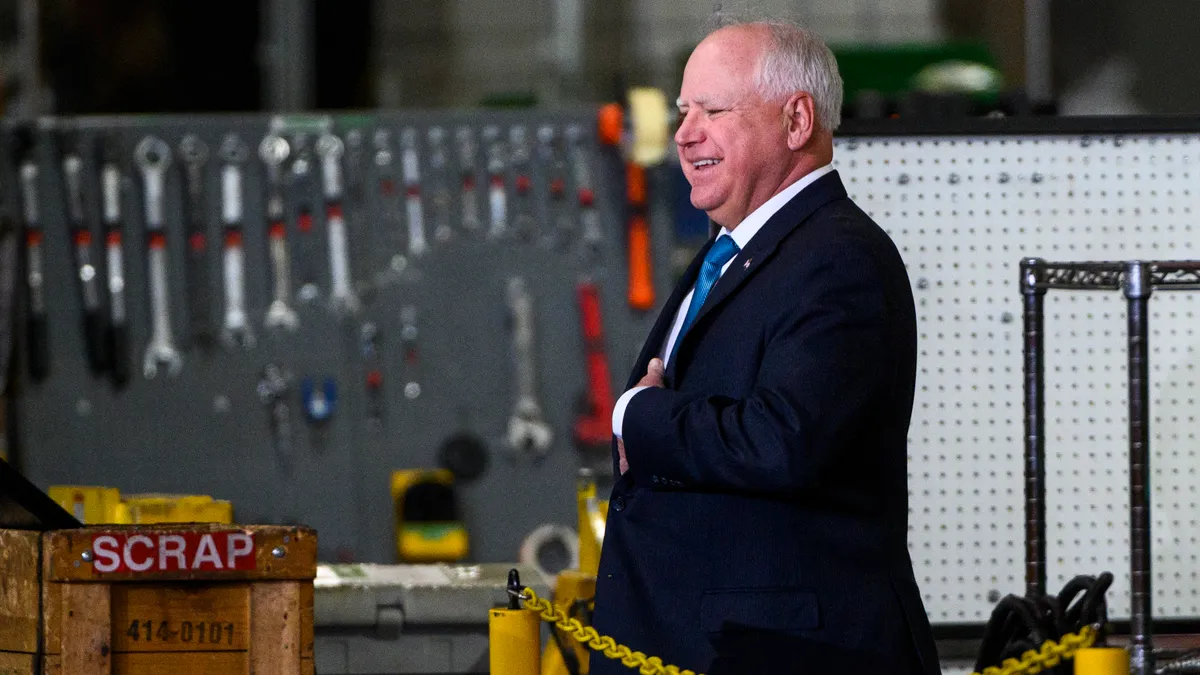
675, 27, 791, 228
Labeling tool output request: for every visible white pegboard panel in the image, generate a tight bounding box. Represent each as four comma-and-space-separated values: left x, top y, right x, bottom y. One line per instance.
832, 134, 1200, 625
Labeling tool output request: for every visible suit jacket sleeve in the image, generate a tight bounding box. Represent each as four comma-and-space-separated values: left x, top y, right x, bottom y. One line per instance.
621, 238, 895, 494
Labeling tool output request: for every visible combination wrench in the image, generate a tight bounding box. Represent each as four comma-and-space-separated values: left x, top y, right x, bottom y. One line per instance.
290, 134, 321, 303
218, 134, 255, 349
179, 134, 214, 348
427, 126, 453, 243
483, 125, 508, 239
506, 277, 553, 457
260, 134, 299, 331
61, 132, 107, 373
100, 135, 130, 386
537, 125, 574, 251
316, 132, 359, 315
508, 125, 536, 241
455, 126, 482, 233
135, 135, 183, 379
566, 124, 603, 258
400, 127, 428, 257
15, 130, 49, 381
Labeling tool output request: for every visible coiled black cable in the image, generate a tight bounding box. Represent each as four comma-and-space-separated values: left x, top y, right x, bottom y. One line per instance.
974, 572, 1114, 674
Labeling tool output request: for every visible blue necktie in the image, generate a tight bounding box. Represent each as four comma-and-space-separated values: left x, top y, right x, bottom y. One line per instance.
669, 234, 740, 365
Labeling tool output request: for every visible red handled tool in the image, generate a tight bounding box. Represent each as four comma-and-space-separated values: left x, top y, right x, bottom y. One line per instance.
573, 281, 614, 448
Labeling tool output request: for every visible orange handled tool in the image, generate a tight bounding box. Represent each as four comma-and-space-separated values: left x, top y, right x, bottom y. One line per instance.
625, 163, 654, 311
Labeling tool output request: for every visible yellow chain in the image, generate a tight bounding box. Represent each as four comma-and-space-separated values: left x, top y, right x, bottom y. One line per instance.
520, 587, 1097, 675
970, 625, 1098, 675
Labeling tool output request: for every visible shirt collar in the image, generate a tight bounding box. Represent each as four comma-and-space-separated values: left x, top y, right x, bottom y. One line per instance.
720, 164, 835, 248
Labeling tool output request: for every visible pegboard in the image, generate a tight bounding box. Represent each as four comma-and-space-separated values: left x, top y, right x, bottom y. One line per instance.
834, 132, 1200, 625
8, 109, 678, 568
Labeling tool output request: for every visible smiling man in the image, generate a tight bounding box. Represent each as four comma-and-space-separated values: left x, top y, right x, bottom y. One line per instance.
590, 17, 942, 675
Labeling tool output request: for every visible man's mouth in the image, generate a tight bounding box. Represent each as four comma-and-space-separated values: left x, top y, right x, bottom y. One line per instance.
692, 158, 722, 170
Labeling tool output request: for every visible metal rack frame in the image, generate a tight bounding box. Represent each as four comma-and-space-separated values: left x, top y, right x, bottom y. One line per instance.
1021, 257, 1200, 675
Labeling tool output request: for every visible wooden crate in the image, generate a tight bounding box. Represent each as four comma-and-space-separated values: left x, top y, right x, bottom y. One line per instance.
0, 524, 316, 675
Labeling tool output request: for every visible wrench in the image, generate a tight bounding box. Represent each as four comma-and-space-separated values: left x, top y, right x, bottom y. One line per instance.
100, 134, 130, 386
537, 125, 574, 251
506, 277, 553, 456
290, 134, 321, 303
179, 134, 215, 348
427, 126, 453, 243
400, 127, 428, 257
483, 125, 508, 239
455, 126, 481, 233
566, 124, 602, 258
260, 134, 299, 331
61, 133, 107, 373
508, 125, 536, 241
257, 363, 293, 462
15, 131, 49, 381
317, 132, 359, 314
135, 136, 182, 378
218, 134, 255, 349
399, 305, 422, 400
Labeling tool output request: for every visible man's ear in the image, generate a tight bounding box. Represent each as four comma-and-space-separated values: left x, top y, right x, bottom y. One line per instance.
783, 92, 816, 151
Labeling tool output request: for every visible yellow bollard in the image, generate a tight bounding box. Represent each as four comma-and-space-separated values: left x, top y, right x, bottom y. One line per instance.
1074, 647, 1130, 674
491, 569, 542, 675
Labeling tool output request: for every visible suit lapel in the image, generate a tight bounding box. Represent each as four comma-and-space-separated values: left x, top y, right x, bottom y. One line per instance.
666, 171, 849, 380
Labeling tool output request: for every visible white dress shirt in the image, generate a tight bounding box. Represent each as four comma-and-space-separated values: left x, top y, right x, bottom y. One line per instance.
612, 164, 834, 438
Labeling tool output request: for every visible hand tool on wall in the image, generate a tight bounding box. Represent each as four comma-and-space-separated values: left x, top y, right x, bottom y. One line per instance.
100, 135, 130, 386
508, 125, 536, 242
624, 162, 655, 312
536, 125, 573, 251
400, 127, 428, 257
301, 375, 337, 446
427, 126, 453, 243
506, 276, 552, 458
290, 134, 321, 303
317, 132, 359, 315
373, 129, 404, 263
60, 131, 107, 373
455, 126, 481, 233
565, 124, 602, 261
14, 129, 49, 381
178, 134, 214, 349
257, 363, 293, 464
135, 135, 183, 379
399, 305, 422, 400
360, 321, 384, 427
259, 134, 299, 332
572, 281, 614, 456
217, 134, 255, 350
483, 125, 507, 239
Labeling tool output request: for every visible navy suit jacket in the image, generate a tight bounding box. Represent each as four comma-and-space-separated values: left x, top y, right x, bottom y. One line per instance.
591, 171, 942, 674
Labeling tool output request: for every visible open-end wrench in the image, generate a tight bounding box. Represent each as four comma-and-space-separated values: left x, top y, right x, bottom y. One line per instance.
260, 134, 299, 331
399, 305, 422, 400
290, 134, 321, 303
179, 134, 214, 349
257, 363, 293, 464
537, 125, 573, 251
427, 126, 453, 243
506, 276, 553, 457
218, 134, 254, 349
373, 129, 405, 266
483, 125, 508, 239
566, 124, 602, 258
60, 131, 107, 373
135, 136, 183, 379
455, 126, 481, 233
508, 125, 536, 241
317, 132, 359, 315
100, 135, 130, 386
14, 130, 49, 381
400, 127, 428, 257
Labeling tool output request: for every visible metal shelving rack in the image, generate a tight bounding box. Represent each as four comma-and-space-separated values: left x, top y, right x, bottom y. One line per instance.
1021, 257, 1200, 675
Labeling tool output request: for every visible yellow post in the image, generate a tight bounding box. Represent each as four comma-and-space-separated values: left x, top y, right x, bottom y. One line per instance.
491, 569, 541, 675
576, 469, 607, 576
1074, 647, 1130, 674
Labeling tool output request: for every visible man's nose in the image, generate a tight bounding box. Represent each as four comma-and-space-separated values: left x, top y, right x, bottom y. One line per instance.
674, 109, 702, 146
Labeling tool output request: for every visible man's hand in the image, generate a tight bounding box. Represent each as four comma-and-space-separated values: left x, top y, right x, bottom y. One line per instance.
619, 359, 666, 474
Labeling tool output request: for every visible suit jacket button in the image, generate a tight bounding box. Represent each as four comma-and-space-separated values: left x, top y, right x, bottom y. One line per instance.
612, 496, 626, 512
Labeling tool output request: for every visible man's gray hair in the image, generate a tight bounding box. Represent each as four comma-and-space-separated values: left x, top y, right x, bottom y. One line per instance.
706, 13, 844, 131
